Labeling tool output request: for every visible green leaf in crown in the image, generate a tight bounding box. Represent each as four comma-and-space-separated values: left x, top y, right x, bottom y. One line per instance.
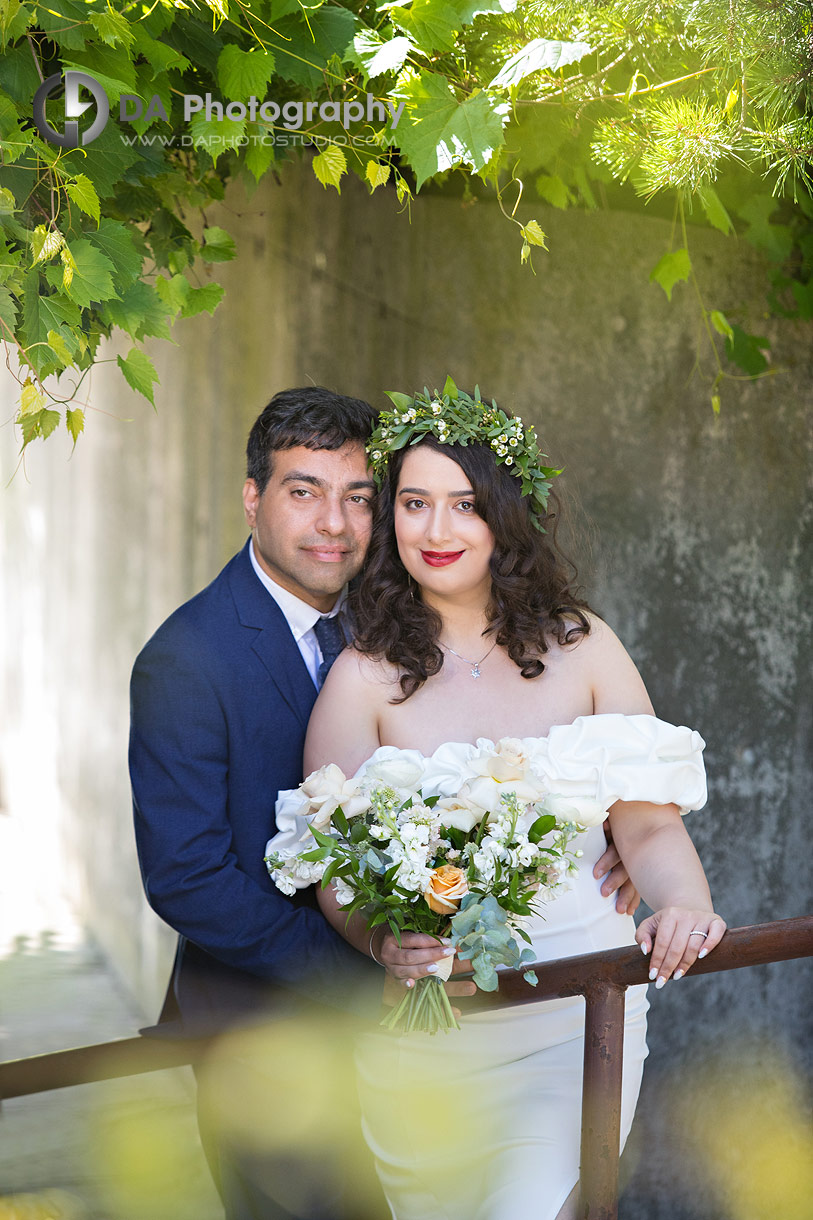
367, 375, 562, 532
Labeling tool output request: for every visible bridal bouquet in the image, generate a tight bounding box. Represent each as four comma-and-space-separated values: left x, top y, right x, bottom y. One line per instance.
265, 740, 601, 1034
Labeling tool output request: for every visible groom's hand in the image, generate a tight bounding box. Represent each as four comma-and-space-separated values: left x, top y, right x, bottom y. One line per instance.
594, 818, 641, 916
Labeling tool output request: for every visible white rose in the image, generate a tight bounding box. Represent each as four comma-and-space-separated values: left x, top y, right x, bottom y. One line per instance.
364, 754, 424, 791
540, 793, 608, 828
434, 795, 482, 834
299, 764, 371, 830
459, 773, 545, 815
491, 737, 529, 772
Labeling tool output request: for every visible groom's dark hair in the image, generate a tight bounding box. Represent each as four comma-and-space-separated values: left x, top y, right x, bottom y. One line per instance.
246, 386, 378, 494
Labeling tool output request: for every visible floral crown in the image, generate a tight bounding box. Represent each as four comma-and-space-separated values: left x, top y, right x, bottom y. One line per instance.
367, 376, 561, 531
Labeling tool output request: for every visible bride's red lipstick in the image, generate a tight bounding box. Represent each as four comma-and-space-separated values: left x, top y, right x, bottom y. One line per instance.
421, 550, 464, 567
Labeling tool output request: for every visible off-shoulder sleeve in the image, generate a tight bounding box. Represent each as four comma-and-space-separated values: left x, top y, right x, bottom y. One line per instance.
537, 714, 707, 815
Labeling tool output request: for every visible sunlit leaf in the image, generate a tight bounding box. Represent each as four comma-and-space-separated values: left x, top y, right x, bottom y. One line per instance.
649, 248, 691, 301
66, 407, 85, 445
65, 174, 101, 226
366, 159, 391, 190
217, 44, 276, 101
312, 145, 348, 193
489, 37, 592, 89
117, 347, 159, 405
201, 226, 237, 262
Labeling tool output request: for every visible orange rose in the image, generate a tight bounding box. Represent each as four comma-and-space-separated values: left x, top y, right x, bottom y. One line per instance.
424, 865, 469, 914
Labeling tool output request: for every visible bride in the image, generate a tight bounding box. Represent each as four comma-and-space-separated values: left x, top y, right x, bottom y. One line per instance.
274, 383, 725, 1220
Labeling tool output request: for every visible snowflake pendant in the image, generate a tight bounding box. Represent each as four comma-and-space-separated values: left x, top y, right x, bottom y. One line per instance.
471, 664, 481, 678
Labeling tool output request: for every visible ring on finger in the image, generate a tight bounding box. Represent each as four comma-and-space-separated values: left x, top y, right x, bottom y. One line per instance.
688, 930, 708, 938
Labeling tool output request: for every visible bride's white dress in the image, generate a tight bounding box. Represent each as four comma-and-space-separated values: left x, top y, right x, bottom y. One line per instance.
279, 714, 708, 1220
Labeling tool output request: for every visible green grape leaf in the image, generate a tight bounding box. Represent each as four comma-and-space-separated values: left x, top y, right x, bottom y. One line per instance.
89, 8, 135, 50
21, 270, 81, 350
244, 127, 276, 183
117, 347, 159, 405
19, 407, 61, 446
100, 280, 171, 341
31, 226, 64, 263
45, 240, 117, 309
521, 220, 547, 247
649, 248, 691, 301
737, 195, 794, 262
366, 159, 391, 190
20, 378, 46, 417
86, 220, 143, 294
201, 226, 237, 263
272, 9, 357, 89
392, 0, 461, 56
0, 186, 16, 217
353, 32, 414, 79
313, 144, 348, 193
698, 185, 732, 235
66, 407, 85, 446
217, 44, 276, 100
155, 273, 190, 315
725, 325, 770, 375
395, 74, 509, 188
535, 173, 571, 209
47, 328, 74, 366
0, 285, 18, 335
489, 37, 592, 89
180, 282, 225, 318
65, 174, 101, 226
188, 112, 247, 165
709, 309, 733, 340
60, 126, 140, 201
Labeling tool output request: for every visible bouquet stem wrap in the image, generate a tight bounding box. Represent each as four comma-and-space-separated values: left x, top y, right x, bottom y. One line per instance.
380, 952, 458, 1035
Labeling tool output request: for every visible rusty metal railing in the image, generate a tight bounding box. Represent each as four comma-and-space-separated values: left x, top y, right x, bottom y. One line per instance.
1, 915, 811, 1220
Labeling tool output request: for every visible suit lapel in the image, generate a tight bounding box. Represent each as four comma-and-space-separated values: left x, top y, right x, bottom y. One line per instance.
227, 540, 318, 730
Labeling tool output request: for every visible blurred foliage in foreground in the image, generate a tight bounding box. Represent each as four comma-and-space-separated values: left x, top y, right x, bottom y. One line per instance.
0, 0, 810, 450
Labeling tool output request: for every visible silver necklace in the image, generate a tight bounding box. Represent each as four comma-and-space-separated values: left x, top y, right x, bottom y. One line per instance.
441, 638, 498, 679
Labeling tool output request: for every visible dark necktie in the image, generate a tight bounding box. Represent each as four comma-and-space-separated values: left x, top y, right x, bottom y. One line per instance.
314, 614, 346, 688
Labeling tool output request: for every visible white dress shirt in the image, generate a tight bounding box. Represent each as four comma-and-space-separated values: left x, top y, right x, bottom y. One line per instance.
249, 538, 346, 687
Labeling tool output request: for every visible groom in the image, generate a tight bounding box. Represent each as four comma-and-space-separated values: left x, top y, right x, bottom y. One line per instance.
130, 387, 389, 1220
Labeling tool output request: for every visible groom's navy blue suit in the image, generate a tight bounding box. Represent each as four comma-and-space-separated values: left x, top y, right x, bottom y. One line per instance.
130, 539, 378, 1033
131, 540, 382, 1219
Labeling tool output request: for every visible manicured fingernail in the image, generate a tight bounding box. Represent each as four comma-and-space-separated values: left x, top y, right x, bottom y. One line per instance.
442, 946, 455, 955
673, 969, 684, 980
426, 963, 439, 974
405, 978, 415, 989
641, 943, 650, 955
648, 967, 658, 980
655, 976, 667, 990
698, 948, 708, 958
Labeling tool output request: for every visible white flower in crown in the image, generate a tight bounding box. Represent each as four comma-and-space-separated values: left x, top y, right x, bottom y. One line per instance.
298, 763, 372, 831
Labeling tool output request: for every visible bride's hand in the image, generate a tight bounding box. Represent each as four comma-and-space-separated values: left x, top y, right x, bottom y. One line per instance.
373, 930, 476, 1004
636, 908, 726, 987
374, 929, 458, 980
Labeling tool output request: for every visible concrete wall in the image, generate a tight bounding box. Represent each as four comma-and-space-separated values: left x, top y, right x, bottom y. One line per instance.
1, 162, 810, 1218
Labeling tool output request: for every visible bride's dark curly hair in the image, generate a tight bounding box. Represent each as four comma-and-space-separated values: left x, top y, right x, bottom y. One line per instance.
351, 431, 594, 703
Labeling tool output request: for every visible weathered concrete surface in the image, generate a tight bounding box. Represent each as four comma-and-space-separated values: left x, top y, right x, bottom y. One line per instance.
1, 162, 811, 1218
0, 934, 220, 1219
